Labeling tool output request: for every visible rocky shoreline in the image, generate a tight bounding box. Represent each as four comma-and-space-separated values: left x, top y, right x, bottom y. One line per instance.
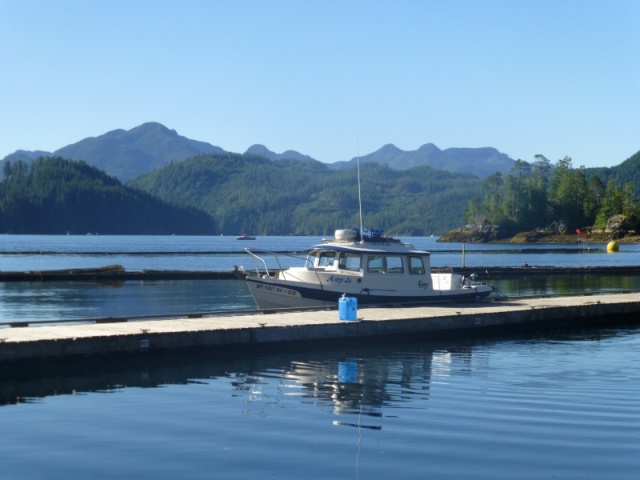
438, 228, 640, 244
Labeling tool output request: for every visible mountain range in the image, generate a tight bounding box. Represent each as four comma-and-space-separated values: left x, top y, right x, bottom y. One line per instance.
332, 143, 514, 177
2, 122, 516, 181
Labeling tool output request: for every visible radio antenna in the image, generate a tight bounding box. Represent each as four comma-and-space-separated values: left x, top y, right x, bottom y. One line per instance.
357, 127, 364, 243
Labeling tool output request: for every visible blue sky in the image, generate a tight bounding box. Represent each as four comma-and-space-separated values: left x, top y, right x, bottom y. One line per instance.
1, 0, 638, 168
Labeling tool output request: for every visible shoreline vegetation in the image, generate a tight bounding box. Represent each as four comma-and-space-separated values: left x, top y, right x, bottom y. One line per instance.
452, 152, 640, 246
438, 228, 640, 244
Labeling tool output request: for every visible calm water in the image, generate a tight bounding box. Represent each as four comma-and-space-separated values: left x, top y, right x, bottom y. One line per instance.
1, 236, 639, 478
2, 235, 640, 322
2, 234, 638, 271
1, 327, 638, 479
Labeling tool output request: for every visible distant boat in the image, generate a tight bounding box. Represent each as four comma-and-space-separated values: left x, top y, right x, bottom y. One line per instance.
236, 233, 256, 240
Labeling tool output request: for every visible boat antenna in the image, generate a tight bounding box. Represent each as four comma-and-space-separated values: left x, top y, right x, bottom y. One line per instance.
357, 128, 364, 243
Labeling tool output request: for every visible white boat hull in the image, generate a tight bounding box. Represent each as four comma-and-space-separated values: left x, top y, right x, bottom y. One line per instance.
246, 274, 493, 310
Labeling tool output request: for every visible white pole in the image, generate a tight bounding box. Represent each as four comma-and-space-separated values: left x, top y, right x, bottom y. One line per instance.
357, 127, 364, 243
462, 243, 466, 268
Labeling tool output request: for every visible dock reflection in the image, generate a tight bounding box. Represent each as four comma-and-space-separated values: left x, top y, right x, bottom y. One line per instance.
1, 335, 478, 426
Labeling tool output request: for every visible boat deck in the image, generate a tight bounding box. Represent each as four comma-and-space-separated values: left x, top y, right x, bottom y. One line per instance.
1, 292, 639, 362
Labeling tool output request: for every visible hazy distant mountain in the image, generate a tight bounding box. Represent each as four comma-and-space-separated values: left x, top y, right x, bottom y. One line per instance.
1, 122, 515, 181
2, 122, 225, 181
245, 144, 316, 163
53, 122, 225, 181
3, 150, 52, 163
330, 143, 515, 177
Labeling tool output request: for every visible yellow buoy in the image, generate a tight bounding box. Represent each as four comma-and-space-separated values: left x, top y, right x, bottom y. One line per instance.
607, 241, 619, 253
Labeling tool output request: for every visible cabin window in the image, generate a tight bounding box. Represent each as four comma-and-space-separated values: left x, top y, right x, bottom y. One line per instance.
318, 251, 335, 267
339, 253, 362, 271
386, 256, 404, 273
408, 256, 425, 275
367, 256, 384, 273
307, 251, 320, 268
367, 255, 404, 274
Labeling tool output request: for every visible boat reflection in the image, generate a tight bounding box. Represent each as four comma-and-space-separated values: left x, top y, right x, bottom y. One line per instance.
283, 356, 386, 429
0, 330, 580, 432
0, 337, 470, 414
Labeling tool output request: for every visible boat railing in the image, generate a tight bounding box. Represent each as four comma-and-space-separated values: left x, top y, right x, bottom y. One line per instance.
244, 248, 313, 276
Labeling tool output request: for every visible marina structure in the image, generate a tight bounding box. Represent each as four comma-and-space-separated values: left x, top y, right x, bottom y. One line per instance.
1, 292, 639, 362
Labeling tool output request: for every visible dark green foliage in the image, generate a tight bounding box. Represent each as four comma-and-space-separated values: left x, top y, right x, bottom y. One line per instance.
602, 150, 640, 190
0, 157, 216, 234
5, 149, 637, 237
466, 150, 640, 235
128, 153, 484, 235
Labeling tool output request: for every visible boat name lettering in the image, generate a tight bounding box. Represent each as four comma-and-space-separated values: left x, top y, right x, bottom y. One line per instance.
326, 275, 352, 285
255, 283, 298, 296
418, 281, 429, 289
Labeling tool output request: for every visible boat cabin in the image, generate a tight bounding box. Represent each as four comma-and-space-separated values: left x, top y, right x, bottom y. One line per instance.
305, 245, 432, 277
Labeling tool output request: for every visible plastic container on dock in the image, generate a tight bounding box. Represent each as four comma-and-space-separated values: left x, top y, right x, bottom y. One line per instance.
339, 295, 358, 321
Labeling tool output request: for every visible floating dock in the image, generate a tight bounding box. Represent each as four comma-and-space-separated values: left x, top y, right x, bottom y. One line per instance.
1, 292, 640, 362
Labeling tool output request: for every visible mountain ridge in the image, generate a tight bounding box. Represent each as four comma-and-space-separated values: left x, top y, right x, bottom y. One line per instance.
329, 143, 515, 176
1, 122, 517, 181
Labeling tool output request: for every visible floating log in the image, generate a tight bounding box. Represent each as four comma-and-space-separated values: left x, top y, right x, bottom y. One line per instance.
0, 265, 238, 282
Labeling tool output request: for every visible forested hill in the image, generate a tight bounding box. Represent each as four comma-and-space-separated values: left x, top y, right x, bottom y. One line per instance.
0, 157, 215, 234
127, 152, 484, 236
592, 150, 640, 187
3, 150, 637, 236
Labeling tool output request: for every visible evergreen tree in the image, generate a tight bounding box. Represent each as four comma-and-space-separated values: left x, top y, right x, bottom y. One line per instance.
0, 157, 216, 234
464, 153, 640, 238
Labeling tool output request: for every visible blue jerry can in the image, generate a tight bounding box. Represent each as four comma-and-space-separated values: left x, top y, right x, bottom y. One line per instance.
338, 295, 358, 321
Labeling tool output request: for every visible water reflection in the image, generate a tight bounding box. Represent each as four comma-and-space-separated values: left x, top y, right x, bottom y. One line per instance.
0, 334, 537, 427
0, 279, 253, 322
490, 273, 640, 297
284, 356, 387, 429
2, 326, 638, 480
0, 337, 443, 409
1, 328, 636, 480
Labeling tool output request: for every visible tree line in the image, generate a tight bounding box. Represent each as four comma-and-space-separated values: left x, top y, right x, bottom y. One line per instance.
465, 152, 640, 237
0, 157, 215, 234
2, 150, 638, 236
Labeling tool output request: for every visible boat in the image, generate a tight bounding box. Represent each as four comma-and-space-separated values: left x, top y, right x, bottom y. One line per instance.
236, 233, 256, 240
243, 228, 493, 310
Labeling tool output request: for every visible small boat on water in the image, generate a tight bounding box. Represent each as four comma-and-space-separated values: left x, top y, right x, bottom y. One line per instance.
236, 233, 256, 240
244, 228, 493, 309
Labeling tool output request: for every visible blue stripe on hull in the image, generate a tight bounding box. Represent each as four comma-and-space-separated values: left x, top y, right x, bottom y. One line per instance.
247, 277, 491, 306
